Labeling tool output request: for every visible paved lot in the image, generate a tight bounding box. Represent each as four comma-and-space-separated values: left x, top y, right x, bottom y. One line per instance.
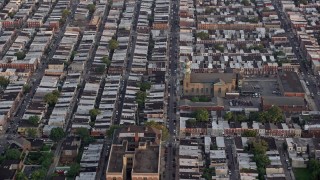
242, 77, 278, 96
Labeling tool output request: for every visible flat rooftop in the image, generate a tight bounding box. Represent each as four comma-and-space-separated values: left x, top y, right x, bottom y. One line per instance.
279, 72, 304, 93
107, 144, 126, 173
132, 144, 159, 174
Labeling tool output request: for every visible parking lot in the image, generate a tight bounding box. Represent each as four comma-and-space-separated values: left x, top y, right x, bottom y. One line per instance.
241, 78, 279, 96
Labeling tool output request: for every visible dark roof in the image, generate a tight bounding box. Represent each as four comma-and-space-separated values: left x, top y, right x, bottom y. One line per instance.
279, 72, 304, 93
0, 167, 15, 180
262, 96, 305, 106
190, 73, 235, 84
30, 139, 44, 147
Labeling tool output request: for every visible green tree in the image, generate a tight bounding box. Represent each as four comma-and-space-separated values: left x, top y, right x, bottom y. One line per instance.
196, 31, 209, 40
107, 125, 120, 137
109, 39, 119, 50
28, 116, 40, 126
267, 106, 283, 123
26, 128, 37, 138
14, 51, 26, 60
202, 167, 216, 180
70, 51, 76, 61
215, 44, 224, 52
89, 108, 101, 120
282, 142, 288, 151
199, 96, 210, 102
30, 168, 46, 180
242, 130, 257, 137
224, 112, 233, 121
67, 163, 80, 177
249, 139, 270, 180
191, 97, 200, 102
194, 109, 209, 122
49, 127, 65, 142
102, 56, 111, 67
5, 149, 21, 160
138, 82, 151, 91
59, 18, 66, 25
76, 128, 94, 145
309, 158, 320, 180
62, 9, 70, 19
236, 114, 248, 122
8, 12, 15, 18
39, 152, 53, 169
0, 76, 10, 88
16, 171, 28, 180
44, 90, 60, 106
23, 84, 31, 94
241, 0, 250, 5
135, 91, 147, 107
87, 4, 96, 13
145, 121, 169, 140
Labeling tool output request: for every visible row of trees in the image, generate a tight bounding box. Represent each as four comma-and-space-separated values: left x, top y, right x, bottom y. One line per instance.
224, 106, 284, 123
135, 82, 152, 107
190, 96, 210, 102
247, 139, 270, 180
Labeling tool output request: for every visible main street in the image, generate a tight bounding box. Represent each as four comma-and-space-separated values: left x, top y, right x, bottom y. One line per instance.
166, 0, 179, 179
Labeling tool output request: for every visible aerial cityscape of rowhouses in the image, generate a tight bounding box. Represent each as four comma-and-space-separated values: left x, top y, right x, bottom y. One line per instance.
1, 0, 320, 179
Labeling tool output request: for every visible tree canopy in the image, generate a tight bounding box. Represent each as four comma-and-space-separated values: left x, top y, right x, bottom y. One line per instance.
16, 171, 28, 180
224, 112, 233, 121
14, 51, 26, 60
308, 158, 320, 180
23, 84, 31, 94
5, 149, 21, 160
26, 128, 37, 138
87, 4, 96, 13
89, 108, 101, 120
30, 168, 46, 180
138, 82, 152, 91
67, 163, 80, 177
39, 152, 53, 169
44, 90, 60, 106
107, 125, 120, 138
194, 109, 209, 122
242, 130, 257, 137
50, 127, 65, 142
28, 116, 40, 126
62, 9, 70, 18
135, 91, 147, 107
102, 56, 111, 67
0, 76, 10, 88
145, 121, 169, 140
109, 39, 119, 50
196, 31, 209, 40
249, 106, 283, 123
191, 96, 210, 102
76, 127, 94, 145
248, 139, 270, 180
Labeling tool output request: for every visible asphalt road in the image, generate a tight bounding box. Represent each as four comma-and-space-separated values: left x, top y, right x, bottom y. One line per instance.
275, 139, 295, 180
165, 0, 180, 179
